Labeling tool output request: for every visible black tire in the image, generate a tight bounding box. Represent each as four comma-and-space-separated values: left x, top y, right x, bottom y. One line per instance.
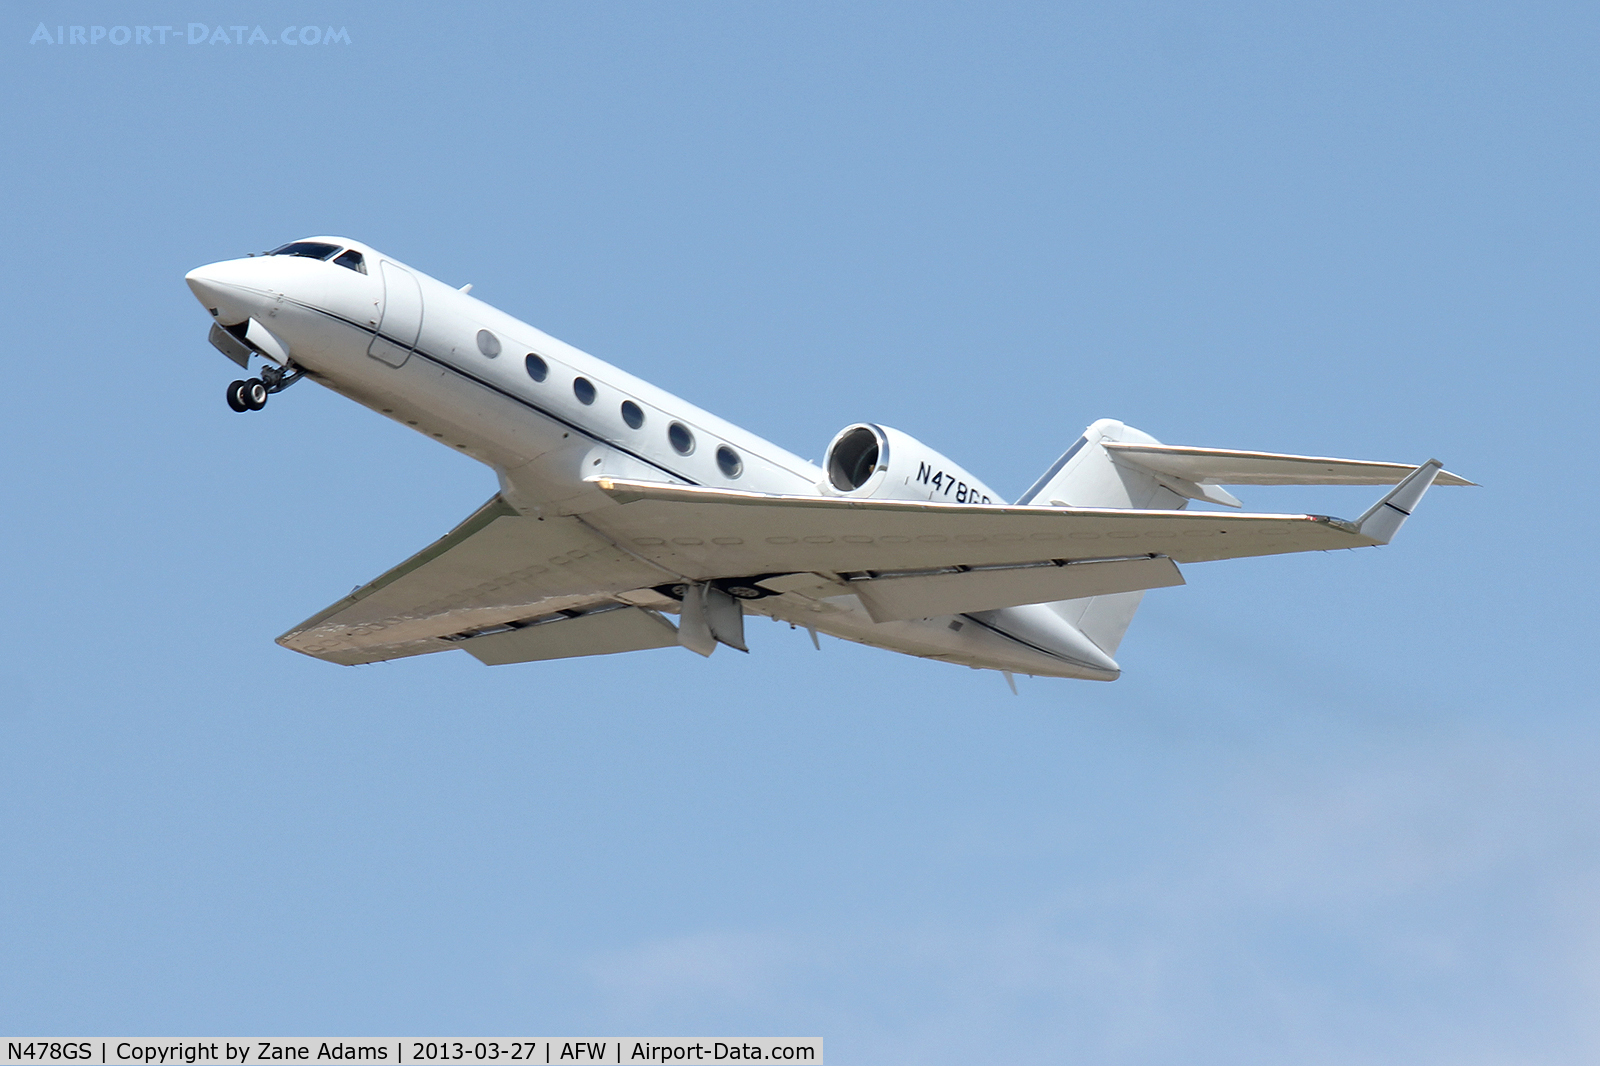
226, 380, 249, 412
243, 379, 269, 410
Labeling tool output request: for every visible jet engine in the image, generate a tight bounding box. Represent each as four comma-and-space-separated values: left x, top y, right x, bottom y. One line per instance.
821, 423, 1004, 505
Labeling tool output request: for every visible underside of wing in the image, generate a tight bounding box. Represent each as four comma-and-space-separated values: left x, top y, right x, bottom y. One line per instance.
457, 603, 680, 665
585, 476, 1388, 585
280, 460, 1448, 665
842, 554, 1186, 622
278, 494, 677, 665
1103, 442, 1476, 486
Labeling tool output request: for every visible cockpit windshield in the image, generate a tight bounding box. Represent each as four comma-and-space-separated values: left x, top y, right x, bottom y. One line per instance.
268, 241, 342, 260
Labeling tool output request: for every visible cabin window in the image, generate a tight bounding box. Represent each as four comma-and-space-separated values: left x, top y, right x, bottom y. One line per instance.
621, 400, 644, 429
668, 422, 695, 455
268, 241, 341, 260
716, 445, 743, 478
476, 329, 501, 358
332, 249, 366, 274
525, 354, 548, 381
573, 377, 596, 405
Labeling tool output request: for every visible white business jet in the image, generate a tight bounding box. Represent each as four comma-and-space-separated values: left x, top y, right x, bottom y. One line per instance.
185, 237, 1469, 682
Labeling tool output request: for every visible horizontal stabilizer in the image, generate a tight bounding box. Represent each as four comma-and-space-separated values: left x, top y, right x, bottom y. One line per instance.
1103, 442, 1474, 487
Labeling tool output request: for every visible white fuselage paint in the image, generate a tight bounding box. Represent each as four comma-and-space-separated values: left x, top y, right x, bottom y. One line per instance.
186, 237, 1123, 680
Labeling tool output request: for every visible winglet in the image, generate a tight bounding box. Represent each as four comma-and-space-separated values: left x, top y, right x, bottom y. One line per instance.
1354, 460, 1444, 544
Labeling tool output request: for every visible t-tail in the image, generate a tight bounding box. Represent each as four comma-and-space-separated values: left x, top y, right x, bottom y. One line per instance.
1015, 419, 1470, 660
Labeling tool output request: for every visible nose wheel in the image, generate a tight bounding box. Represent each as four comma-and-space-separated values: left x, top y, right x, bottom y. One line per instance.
225, 363, 302, 413
227, 378, 268, 411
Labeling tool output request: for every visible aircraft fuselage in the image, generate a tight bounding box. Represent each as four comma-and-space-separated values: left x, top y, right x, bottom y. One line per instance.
186, 236, 1125, 679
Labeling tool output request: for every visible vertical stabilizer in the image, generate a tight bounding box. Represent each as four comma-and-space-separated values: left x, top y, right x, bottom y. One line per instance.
1019, 419, 1188, 510
1022, 419, 1187, 655
1051, 590, 1147, 657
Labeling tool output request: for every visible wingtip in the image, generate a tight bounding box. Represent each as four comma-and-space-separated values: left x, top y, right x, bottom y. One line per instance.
1417, 458, 1477, 487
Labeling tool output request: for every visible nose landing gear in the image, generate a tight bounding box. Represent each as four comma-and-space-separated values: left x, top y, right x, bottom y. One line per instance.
226, 378, 267, 411
225, 362, 303, 413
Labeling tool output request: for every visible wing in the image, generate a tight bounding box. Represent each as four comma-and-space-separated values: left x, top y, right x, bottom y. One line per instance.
278, 495, 679, 665
592, 480, 1374, 575
281, 461, 1447, 663
586, 462, 1446, 616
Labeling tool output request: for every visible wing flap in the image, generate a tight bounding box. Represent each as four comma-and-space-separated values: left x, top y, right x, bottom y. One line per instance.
1103, 442, 1475, 486
851, 554, 1185, 622
458, 605, 679, 665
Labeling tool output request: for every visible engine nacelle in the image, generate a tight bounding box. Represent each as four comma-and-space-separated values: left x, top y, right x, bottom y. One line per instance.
821, 423, 1005, 505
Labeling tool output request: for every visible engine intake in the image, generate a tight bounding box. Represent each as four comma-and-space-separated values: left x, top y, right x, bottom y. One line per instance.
827, 425, 882, 492
821, 423, 1004, 504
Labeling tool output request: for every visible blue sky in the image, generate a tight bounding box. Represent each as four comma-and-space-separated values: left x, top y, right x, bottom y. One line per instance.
2, 2, 1597, 1061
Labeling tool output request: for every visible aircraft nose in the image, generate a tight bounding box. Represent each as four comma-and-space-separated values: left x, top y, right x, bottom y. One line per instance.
185, 260, 267, 325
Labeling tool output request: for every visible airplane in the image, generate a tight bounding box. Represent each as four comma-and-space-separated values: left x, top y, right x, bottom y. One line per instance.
184, 237, 1470, 683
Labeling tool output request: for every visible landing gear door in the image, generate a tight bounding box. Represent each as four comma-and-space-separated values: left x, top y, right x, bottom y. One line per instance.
369, 261, 424, 368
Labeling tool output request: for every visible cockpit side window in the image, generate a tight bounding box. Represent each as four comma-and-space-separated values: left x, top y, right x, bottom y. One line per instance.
332, 249, 366, 274
268, 241, 342, 260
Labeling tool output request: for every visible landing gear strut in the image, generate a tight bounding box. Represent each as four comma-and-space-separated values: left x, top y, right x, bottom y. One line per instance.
225, 362, 303, 413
